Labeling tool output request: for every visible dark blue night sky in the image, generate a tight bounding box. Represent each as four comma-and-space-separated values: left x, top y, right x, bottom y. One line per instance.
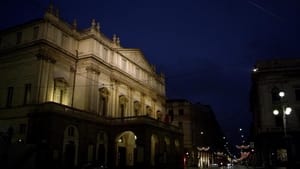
1, 0, 300, 147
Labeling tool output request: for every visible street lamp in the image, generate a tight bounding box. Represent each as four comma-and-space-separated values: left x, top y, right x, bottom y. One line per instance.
272, 91, 292, 137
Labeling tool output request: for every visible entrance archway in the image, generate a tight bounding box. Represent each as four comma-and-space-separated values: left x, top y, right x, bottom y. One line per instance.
63, 125, 79, 168
151, 134, 159, 166
115, 131, 137, 167
96, 131, 108, 166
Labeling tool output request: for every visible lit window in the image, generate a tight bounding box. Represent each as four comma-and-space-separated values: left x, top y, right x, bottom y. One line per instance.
53, 78, 68, 104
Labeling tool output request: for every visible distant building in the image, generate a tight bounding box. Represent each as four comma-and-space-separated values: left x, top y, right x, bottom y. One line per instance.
0, 4, 183, 169
166, 99, 225, 168
251, 58, 300, 168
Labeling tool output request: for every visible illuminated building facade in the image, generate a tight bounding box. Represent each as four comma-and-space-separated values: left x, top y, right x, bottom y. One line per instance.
166, 99, 225, 168
251, 58, 300, 168
0, 4, 183, 169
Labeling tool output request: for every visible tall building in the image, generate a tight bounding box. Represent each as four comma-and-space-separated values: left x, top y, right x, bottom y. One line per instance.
251, 58, 300, 168
166, 99, 225, 168
0, 4, 183, 169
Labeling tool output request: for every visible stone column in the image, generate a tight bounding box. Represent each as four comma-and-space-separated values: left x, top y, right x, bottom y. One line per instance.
36, 51, 56, 103
152, 99, 156, 119
85, 67, 93, 111
111, 80, 119, 117
129, 88, 133, 117
141, 93, 145, 116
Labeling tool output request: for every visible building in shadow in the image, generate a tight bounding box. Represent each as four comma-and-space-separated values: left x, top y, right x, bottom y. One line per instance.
0, 4, 183, 169
250, 58, 300, 168
166, 99, 226, 168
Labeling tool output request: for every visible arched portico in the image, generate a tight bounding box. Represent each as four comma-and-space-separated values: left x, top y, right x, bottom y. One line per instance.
115, 131, 137, 167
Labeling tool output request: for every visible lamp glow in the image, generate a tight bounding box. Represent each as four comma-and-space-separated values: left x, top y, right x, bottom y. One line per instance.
273, 109, 279, 115
285, 107, 292, 115
279, 91, 285, 98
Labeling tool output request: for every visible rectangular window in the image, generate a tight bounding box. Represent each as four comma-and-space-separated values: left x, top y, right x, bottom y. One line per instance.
179, 109, 184, 115
33, 26, 39, 40
7, 87, 13, 107
295, 89, 300, 101
168, 109, 174, 122
24, 83, 32, 105
178, 122, 183, 128
103, 47, 108, 61
121, 58, 127, 71
16, 32, 22, 44
19, 124, 26, 134
61, 34, 69, 48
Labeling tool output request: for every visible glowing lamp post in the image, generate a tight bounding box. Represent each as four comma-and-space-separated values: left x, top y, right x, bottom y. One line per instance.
272, 91, 293, 167
272, 91, 292, 137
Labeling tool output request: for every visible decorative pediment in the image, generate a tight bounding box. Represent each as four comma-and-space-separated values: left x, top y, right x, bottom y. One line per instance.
54, 77, 68, 87
117, 48, 154, 73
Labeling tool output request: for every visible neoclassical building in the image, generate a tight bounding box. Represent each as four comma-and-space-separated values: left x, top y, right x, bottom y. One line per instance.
0, 4, 183, 169
251, 58, 300, 168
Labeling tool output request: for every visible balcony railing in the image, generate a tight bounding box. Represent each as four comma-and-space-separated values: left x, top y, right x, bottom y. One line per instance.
0, 102, 181, 133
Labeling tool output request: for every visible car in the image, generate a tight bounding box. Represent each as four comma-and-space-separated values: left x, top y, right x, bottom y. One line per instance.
78, 161, 108, 169
209, 163, 219, 168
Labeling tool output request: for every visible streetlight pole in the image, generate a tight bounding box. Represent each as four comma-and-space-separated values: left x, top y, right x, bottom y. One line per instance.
272, 91, 292, 167
273, 91, 292, 137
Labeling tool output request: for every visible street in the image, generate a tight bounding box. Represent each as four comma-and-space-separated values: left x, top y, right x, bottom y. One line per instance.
186, 165, 257, 169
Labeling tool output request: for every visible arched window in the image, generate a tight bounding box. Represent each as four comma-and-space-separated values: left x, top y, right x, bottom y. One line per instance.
134, 101, 141, 116
146, 105, 152, 116
67, 126, 75, 137
156, 110, 162, 120
53, 77, 68, 104
98, 88, 109, 116
119, 95, 128, 118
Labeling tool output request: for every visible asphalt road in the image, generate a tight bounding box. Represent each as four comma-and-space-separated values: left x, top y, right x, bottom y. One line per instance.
185, 165, 257, 169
